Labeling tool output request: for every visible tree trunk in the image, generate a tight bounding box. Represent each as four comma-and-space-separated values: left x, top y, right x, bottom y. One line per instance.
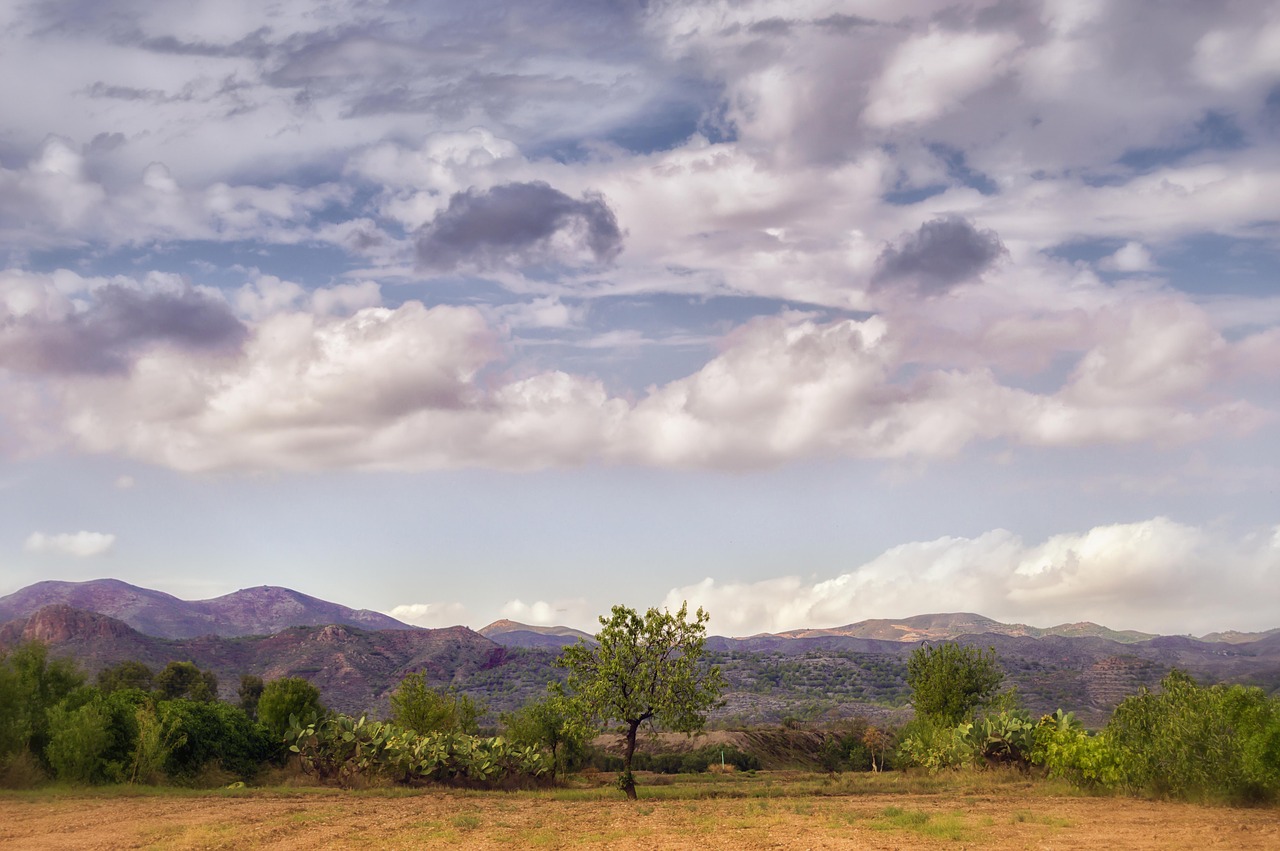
621, 720, 639, 800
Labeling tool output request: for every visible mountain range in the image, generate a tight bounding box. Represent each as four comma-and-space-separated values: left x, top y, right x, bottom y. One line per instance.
3, 579, 1279, 725
0, 579, 412, 639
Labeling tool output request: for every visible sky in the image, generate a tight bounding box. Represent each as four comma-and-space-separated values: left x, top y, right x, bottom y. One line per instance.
1, 0, 1279, 638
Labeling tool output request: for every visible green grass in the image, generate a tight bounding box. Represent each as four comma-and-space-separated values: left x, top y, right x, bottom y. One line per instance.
871, 806, 973, 841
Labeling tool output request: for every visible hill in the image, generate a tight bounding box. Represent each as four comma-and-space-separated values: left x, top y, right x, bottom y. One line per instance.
478, 619, 595, 649
0, 579, 412, 639
777, 612, 1157, 644
0, 604, 550, 717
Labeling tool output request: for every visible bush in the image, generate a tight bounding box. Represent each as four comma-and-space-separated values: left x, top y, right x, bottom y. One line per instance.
159, 699, 272, 783
390, 674, 480, 735
258, 677, 325, 740
1103, 671, 1280, 803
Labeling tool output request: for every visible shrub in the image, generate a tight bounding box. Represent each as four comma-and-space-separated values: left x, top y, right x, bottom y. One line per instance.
159, 699, 272, 783
257, 677, 325, 740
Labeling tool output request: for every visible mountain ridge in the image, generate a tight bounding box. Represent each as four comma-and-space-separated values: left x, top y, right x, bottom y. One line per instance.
0, 579, 413, 639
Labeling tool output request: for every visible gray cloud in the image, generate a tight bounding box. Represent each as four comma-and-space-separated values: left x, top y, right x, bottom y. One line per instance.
416, 181, 623, 272
873, 216, 1007, 292
0, 286, 247, 375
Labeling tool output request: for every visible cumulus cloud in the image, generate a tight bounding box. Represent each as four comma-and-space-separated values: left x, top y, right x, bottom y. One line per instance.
662, 518, 1280, 636
415, 181, 624, 272
873, 216, 1007, 293
500, 598, 593, 627
386, 601, 470, 629
0, 270, 1270, 473
0, 283, 247, 375
24, 531, 116, 557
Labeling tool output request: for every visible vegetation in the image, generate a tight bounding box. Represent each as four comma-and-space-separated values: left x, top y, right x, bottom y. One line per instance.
3, 622, 1279, 808
257, 677, 325, 739
906, 642, 1004, 726
286, 713, 547, 786
559, 602, 726, 799
389, 674, 480, 735
500, 693, 589, 781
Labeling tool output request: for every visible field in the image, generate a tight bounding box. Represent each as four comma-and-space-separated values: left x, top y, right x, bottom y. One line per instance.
2, 772, 1277, 850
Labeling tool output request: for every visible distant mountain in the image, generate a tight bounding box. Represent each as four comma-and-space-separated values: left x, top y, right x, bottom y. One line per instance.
0, 579, 412, 639
5, 603, 1280, 729
777, 612, 1158, 645
479, 619, 595, 649
0, 604, 532, 716
1200, 627, 1280, 644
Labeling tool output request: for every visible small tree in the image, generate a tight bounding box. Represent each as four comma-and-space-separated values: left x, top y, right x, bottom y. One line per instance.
155, 662, 218, 702
906, 642, 1003, 727
97, 661, 155, 694
238, 675, 265, 720
258, 677, 325, 739
388, 673, 479, 735
501, 693, 589, 781
558, 602, 725, 800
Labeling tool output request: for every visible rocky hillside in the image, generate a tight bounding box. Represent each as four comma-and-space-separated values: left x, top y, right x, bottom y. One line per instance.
0, 605, 529, 716
478, 619, 595, 649
0, 579, 412, 639
777, 612, 1157, 644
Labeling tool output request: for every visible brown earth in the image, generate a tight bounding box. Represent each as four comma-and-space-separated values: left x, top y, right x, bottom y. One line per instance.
1, 785, 1277, 850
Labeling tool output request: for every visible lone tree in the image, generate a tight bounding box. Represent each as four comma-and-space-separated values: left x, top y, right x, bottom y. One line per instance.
558, 602, 724, 800
906, 642, 1004, 726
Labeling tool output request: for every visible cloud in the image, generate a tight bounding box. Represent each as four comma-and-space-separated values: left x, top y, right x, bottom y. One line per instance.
500, 598, 593, 627
662, 518, 1280, 636
863, 28, 1022, 128
873, 216, 1007, 293
0, 269, 1270, 473
385, 602, 470, 629
1099, 241, 1157, 273
0, 282, 247, 375
24, 531, 116, 557
415, 181, 624, 272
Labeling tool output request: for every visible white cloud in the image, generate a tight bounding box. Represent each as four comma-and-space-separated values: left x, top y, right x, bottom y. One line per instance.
500, 598, 593, 627
24, 531, 116, 557
1, 270, 1272, 473
1100, 242, 1157, 273
863, 29, 1022, 128
663, 518, 1280, 636
385, 602, 470, 629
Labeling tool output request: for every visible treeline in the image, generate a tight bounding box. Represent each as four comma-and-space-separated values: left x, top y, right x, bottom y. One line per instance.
896, 644, 1280, 805
0, 644, 557, 789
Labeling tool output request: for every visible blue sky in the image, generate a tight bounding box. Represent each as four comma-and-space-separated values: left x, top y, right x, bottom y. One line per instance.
2, 0, 1279, 636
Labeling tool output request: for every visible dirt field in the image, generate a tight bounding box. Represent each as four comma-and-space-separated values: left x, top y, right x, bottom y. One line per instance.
2, 775, 1277, 850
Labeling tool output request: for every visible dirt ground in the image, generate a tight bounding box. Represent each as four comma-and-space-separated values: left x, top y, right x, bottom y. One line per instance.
1, 784, 1277, 850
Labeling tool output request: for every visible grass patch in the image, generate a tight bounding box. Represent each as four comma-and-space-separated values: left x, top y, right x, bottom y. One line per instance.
872, 806, 973, 841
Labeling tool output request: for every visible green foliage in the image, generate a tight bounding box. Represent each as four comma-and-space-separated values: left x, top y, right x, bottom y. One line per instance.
257, 677, 325, 739
45, 692, 113, 783
558, 602, 725, 799
906, 643, 1004, 726
238, 675, 265, 720
286, 713, 548, 787
0, 641, 84, 766
130, 703, 184, 785
158, 699, 272, 783
389, 673, 480, 735
1030, 709, 1124, 790
1102, 670, 1280, 803
500, 693, 589, 781
96, 661, 155, 694
154, 662, 218, 702
898, 709, 1035, 772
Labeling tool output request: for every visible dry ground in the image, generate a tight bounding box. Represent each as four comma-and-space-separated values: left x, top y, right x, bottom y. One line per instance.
1, 772, 1277, 850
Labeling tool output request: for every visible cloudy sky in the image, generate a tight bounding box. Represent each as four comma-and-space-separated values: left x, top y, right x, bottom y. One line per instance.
2, 0, 1279, 637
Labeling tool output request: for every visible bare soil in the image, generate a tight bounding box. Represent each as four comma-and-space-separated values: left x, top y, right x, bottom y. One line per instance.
2, 782, 1276, 850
